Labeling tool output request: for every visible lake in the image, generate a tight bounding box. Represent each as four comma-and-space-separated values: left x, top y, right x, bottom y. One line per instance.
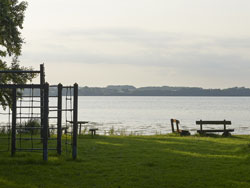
1, 96, 250, 135
75, 96, 250, 135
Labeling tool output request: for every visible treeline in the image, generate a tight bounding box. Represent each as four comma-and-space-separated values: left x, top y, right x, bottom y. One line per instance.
22, 85, 250, 96
77, 85, 250, 96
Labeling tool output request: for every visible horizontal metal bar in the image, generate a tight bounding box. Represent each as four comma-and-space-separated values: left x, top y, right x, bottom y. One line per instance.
0, 84, 44, 89
17, 106, 43, 108
62, 86, 73, 89
16, 148, 43, 151
0, 70, 40, 74
65, 132, 73, 134
17, 138, 42, 140
18, 100, 41, 103
48, 127, 58, 129
48, 138, 57, 140
16, 148, 57, 151
15, 113, 40, 115
16, 127, 42, 129
21, 96, 41, 98
49, 109, 73, 112
16, 117, 41, 119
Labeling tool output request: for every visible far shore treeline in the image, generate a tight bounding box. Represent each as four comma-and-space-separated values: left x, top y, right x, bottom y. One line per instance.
22, 85, 250, 96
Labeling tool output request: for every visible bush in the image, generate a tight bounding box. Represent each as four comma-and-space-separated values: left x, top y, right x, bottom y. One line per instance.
25, 119, 40, 135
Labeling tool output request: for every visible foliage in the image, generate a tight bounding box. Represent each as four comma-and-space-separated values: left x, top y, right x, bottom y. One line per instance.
108, 126, 115, 135
0, 0, 27, 58
0, 126, 7, 134
0, 0, 37, 110
24, 119, 40, 134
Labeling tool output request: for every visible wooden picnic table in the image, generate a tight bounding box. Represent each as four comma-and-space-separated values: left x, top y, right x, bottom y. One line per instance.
67, 121, 89, 134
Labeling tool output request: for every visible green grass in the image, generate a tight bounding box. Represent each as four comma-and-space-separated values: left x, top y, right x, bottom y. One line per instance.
1, 134, 250, 188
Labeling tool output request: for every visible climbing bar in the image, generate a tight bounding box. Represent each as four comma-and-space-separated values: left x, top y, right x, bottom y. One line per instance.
0, 84, 44, 89
0, 70, 41, 74
16, 116, 41, 119
49, 109, 73, 112
16, 106, 42, 108
16, 148, 57, 151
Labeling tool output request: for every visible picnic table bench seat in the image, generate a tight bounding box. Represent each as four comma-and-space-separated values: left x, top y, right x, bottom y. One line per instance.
196, 120, 234, 136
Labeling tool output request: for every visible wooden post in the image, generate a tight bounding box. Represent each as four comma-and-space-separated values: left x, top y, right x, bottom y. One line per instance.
72, 83, 78, 159
176, 120, 180, 133
200, 120, 203, 131
170, 119, 175, 133
223, 119, 226, 131
11, 88, 17, 156
43, 83, 49, 161
57, 83, 62, 155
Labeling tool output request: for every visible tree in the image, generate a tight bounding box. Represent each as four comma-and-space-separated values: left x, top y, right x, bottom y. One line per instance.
0, 0, 36, 109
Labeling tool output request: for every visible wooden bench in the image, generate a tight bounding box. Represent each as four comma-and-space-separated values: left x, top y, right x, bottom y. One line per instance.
170, 119, 190, 136
196, 120, 234, 136
89, 128, 98, 137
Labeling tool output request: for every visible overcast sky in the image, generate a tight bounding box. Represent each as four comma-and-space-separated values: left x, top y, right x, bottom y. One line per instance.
19, 0, 250, 88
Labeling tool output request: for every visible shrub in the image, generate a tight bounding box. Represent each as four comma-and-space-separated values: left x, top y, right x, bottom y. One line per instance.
25, 119, 40, 135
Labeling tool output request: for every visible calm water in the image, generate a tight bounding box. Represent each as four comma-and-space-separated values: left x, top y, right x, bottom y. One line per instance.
76, 96, 250, 135
1, 96, 250, 135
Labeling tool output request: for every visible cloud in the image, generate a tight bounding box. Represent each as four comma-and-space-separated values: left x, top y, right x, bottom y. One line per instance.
20, 27, 250, 87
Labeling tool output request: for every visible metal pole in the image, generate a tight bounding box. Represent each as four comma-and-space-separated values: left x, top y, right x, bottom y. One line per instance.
40, 64, 45, 138
57, 83, 62, 155
43, 83, 49, 161
11, 88, 17, 156
72, 83, 78, 159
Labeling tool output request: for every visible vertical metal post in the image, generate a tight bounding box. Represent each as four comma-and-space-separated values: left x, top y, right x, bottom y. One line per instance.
11, 88, 17, 156
40, 64, 45, 138
72, 83, 78, 159
57, 83, 62, 155
43, 83, 49, 161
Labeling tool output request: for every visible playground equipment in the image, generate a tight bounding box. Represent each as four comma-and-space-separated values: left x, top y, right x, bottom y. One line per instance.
0, 64, 78, 160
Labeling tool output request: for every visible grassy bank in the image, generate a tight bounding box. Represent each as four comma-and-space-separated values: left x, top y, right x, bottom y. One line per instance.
0, 135, 250, 188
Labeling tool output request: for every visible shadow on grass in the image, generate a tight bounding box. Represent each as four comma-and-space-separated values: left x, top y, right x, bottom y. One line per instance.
78, 134, 250, 161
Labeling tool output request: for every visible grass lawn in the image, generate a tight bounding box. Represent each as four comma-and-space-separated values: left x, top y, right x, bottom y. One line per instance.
0, 134, 250, 188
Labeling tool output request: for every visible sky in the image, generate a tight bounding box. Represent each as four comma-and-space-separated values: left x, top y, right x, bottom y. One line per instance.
18, 0, 250, 88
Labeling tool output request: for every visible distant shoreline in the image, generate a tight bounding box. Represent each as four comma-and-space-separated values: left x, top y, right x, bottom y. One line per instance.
76, 85, 250, 97
23, 85, 250, 96
76, 95, 250, 97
